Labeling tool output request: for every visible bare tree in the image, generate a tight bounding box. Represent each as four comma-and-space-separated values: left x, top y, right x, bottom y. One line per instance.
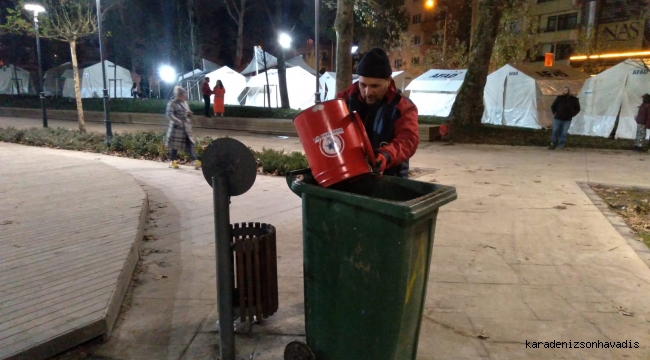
222, 0, 252, 68
3, 0, 99, 133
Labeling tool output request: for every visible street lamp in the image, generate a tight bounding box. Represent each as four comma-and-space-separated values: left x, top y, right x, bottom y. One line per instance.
159, 65, 176, 83
425, 0, 434, 8
314, 0, 321, 103
351, 46, 359, 54
279, 33, 292, 49
95, 0, 112, 145
24, 3, 47, 128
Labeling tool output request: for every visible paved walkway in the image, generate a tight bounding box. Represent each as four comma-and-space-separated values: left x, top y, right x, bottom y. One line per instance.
2, 116, 650, 359
0, 143, 148, 360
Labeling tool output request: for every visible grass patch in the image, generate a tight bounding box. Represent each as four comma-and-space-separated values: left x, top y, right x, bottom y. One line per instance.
0, 126, 308, 175
591, 185, 650, 247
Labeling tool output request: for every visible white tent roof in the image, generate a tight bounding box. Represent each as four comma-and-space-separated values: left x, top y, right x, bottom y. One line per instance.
240, 47, 278, 75
0, 65, 33, 95
178, 69, 204, 82
570, 59, 650, 139
482, 63, 589, 129
245, 67, 318, 110
406, 69, 466, 92
44, 63, 73, 97
286, 55, 316, 75
61, 61, 133, 98
202, 58, 220, 72
205, 66, 247, 105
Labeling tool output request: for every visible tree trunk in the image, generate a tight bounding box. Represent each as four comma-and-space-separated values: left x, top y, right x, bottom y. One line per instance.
449, 0, 504, 127
275, 0, 290, 108
235, 10, 245, 68
277, 49, 290, 108
69, 39, 86, 133
334, 0, 354, 94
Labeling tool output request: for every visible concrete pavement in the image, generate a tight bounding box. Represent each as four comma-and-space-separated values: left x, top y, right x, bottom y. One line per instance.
2, 116, 650, 359
0, 144, 148, 360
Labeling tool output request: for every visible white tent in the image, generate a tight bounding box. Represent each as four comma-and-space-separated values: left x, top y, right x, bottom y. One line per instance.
392, 71, 407, 92
319, 72, 337, 101
44, 63, 73, 97
205, 66, 247, 106
240, 46, 278, 75
244, 67, 318, 110
482, 63, 590, 129
406, 69, 466, 116
0, 65, 33, 95
61, 61, 133, 98
570, 59, 650, 139
287, 55, 317, 75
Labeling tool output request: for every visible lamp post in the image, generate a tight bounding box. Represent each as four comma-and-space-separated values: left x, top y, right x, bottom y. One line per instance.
314, 0, 321, 103
24, 4, 47, 128
95, 0, 112, 145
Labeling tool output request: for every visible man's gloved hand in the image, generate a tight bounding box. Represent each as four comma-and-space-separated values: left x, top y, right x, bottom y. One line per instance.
373, 153, 387, 175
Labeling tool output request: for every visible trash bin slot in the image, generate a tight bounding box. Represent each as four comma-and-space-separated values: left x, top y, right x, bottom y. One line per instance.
329, 175, 431, 202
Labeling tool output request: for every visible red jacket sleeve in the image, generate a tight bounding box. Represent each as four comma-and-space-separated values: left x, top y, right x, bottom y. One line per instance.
378, 98, 419, 167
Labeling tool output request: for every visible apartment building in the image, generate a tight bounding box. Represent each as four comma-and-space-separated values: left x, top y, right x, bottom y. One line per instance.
388, 0, 472, 80
467, 0, 649, 68
531, 0, 582, 63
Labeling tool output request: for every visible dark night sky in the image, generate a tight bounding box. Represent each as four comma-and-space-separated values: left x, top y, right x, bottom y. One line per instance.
0, 0, 324, 75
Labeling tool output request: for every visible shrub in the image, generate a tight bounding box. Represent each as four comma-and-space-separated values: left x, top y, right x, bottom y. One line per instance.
254, 148, 309, 175
0, 127, 310, 175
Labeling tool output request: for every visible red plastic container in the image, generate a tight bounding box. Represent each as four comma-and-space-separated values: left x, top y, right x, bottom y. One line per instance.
293, 99, 376, 187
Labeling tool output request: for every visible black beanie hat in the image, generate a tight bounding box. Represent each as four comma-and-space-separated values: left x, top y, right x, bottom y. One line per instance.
356, 48, 392, 79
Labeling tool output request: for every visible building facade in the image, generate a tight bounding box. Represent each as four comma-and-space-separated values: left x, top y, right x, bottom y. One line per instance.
527, 0, 648, 65
388, 0, 472, 82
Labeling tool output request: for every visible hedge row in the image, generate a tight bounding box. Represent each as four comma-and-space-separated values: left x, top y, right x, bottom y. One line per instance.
0, 126, 309, 175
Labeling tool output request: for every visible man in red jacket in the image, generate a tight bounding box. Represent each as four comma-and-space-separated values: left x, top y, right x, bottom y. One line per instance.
201, 77, 212, 118
337, 48, 419, 178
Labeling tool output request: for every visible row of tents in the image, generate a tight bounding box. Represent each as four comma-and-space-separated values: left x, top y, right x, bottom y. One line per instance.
3, 52, 648, 140
406, 59, 650, 140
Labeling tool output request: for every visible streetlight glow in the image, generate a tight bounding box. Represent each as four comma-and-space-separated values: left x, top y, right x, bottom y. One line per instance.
279, 33, 292, 49
159, 65, 176, 83
351, 46, 359, 54
425, 0, 434, 8
24, 4, 46, 13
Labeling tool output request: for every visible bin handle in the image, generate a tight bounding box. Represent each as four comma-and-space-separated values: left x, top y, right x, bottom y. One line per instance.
351, 111, 377, 168
285, 168, 312, 198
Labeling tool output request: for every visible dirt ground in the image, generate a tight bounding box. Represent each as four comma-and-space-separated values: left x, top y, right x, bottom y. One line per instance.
591, 184, 650, 247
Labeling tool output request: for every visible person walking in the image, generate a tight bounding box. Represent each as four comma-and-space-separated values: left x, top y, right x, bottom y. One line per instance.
166, 86, 201, 170
213, 80, 226, 117
549, 87, 581, 150
201, 77, 212, 117
634, 93, 650, 152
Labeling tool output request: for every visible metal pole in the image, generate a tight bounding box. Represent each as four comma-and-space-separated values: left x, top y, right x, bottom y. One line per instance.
96, 0, 113, 145
314, 0, 321, 103
213, 176, 235, 360
113, 63, 117, 99
33, 12, 47, 128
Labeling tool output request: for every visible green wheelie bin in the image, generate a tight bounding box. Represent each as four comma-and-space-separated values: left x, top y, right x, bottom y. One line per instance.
285, 169, 457, 360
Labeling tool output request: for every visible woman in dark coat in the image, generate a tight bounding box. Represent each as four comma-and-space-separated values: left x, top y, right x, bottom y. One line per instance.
166, 86, 201, 169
